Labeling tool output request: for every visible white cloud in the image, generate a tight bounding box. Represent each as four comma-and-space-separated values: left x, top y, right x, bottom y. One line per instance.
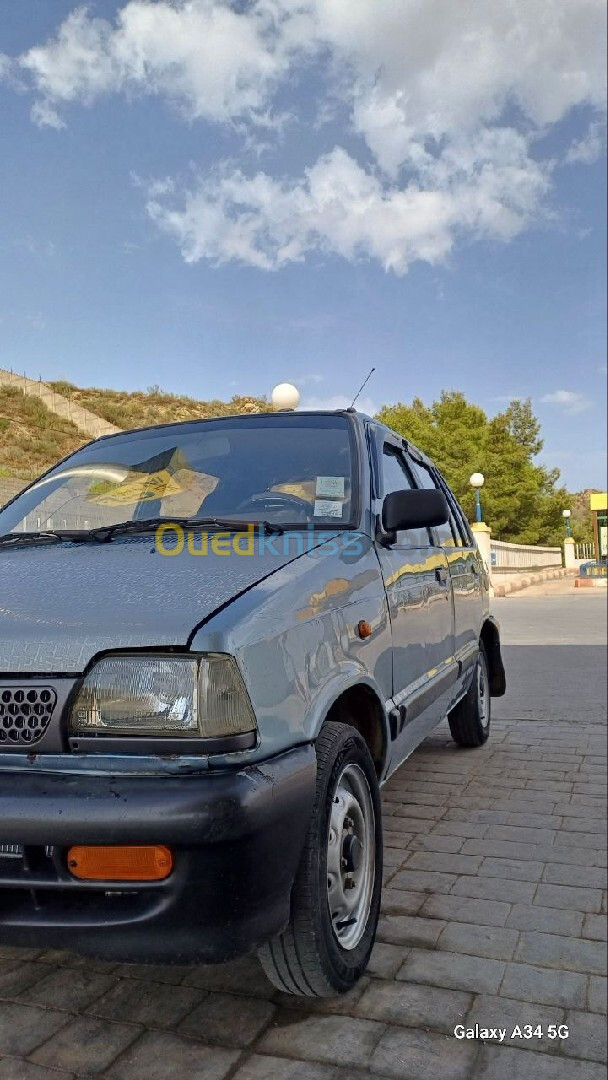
19, 2, 290, 126
323, 0, 606, 177
147, 138, 549, 274
296, 373, 325, 385
541, 389, 592, 414
30, 98, 67, 129
6, 0, 608, 272
16, 2, 607, 141
565, 120, 606, 164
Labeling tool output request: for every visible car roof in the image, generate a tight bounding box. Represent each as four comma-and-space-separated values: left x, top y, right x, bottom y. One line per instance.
90, 408, 351, 438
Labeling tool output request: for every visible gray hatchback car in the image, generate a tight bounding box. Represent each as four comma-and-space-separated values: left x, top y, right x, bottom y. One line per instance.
0, 407, 505, 996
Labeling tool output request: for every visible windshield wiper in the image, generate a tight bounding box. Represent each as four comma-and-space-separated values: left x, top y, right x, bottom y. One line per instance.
0, 517, 284, 549
0, 529, 96, 548
89, 516, 284, 541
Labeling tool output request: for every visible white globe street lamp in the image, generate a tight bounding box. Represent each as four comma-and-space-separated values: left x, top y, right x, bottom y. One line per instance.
562, 508, 572, 538
271, 383, 300, 411
469, 472, 485, 523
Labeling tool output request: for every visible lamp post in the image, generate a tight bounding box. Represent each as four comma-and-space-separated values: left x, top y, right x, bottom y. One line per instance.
469, 472, 485, 524
469, 472, 491, 582
562, 507, 577, 571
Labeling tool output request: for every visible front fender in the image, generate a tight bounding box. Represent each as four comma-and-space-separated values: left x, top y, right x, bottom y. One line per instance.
190, 542, 393, 766
305, 665, 389, 738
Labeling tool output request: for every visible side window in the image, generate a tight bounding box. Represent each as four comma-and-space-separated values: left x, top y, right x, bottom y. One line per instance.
382, 445, 414, 497
381, 446, 430, 548
434, 469, 474, 547
407, 457, 460, 548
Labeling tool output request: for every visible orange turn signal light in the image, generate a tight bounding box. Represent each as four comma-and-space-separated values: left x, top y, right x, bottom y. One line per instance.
67, 845, 173, 882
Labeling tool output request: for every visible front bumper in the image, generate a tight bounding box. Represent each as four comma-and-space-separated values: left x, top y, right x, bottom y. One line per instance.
0, 745, 316, 963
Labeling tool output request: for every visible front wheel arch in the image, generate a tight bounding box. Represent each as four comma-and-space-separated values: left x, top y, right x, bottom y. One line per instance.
325, 683, 388, 779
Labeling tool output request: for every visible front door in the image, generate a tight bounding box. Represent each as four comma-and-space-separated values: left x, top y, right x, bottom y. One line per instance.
374, 439, 456, 773
408, 459, 482, 680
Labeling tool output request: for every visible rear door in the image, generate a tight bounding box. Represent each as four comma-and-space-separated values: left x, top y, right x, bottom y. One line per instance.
374, 439, 456, 770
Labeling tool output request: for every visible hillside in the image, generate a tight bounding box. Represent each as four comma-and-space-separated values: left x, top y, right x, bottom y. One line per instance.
49, 381, 268, 431
0, 386, 85, 483
0, 380, 270, 504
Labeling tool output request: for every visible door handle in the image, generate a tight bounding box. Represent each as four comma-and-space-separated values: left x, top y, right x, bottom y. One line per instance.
435, 567, 449, 586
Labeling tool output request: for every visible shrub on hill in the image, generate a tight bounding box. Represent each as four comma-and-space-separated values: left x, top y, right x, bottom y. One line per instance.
48, 381, 268, 431
0, 387, 84, 481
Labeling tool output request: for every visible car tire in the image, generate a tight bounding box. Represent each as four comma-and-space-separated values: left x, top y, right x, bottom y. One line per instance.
448, 641, 491, 747
258, 720, 383, 997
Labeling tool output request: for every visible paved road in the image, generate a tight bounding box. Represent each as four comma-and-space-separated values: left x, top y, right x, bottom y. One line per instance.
0, 593, 606, 1079
493, 590, 607, 723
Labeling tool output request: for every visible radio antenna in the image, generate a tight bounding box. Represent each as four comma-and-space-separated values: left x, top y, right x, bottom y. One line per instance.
350, 367, 376, 409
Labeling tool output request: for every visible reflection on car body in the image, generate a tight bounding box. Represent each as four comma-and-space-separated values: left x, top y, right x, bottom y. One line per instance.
0, 404, 505, 996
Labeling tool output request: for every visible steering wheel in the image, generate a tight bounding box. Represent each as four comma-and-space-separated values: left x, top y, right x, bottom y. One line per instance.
236, 492, 312, 519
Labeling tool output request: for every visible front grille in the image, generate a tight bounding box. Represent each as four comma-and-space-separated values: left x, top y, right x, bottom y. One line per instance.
0, 686, 57, 746
0, 844, 23, 858
0, 845, 59, 882
0, 845, 53, 859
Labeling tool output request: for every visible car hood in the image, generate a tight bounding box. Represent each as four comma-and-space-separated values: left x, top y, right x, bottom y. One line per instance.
0, 534, 296, 673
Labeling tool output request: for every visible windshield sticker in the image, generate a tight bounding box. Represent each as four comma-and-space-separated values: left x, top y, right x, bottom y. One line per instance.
314, 499, 344, 518
272, 481, 315, 502
316, 476, 345, 498
87, 469, 187, 505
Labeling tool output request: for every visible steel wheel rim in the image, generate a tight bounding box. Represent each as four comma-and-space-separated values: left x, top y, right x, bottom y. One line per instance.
478, 653, 489, 729
326, 762, 375, 951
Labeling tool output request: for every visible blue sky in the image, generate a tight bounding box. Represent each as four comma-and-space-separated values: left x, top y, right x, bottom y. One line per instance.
1, 0, 606, 491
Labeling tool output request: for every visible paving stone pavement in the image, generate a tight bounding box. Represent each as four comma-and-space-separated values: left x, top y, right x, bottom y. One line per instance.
0, 717, 606, 1079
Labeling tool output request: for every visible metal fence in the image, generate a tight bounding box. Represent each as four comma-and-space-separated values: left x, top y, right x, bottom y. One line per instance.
574, 542, 595, 561
0, 368, 119, 439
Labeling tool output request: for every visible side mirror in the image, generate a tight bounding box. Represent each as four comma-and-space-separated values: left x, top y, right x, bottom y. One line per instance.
382, 488, 449, 534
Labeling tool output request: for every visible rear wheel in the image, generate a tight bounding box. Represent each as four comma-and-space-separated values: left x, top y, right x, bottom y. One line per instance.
448, 642, 491, 747
258, 721, 382, 996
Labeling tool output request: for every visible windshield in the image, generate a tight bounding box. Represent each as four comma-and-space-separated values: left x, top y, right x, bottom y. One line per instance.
0, 414, 355, 535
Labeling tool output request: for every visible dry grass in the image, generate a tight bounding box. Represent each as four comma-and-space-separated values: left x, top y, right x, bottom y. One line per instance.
49, 381, 268, 431
0, 387, 86, 481
1, 381, 269, 487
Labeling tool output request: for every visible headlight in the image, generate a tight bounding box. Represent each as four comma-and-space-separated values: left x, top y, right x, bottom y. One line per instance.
69, 654, 257, 739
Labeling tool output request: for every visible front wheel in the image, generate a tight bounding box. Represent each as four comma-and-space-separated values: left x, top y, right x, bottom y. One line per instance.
448, 642, 491, 747
258, 721, 382, 996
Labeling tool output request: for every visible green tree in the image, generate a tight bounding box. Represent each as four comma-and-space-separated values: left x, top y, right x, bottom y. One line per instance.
570, 491, 598, 545
376, 392, 570, 545
500, 398, 543, 456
